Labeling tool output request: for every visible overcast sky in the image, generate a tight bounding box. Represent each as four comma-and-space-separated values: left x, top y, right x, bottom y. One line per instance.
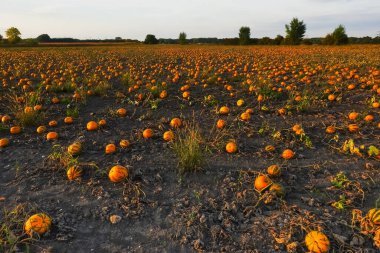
0, 0, 379, 40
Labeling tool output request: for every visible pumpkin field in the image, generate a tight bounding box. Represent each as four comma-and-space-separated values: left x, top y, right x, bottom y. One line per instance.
0, 45, 379, 252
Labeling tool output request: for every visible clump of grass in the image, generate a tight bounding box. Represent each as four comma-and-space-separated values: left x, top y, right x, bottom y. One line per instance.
15, 110, 43, 127
66, 105, 80, 118
48, 144, 78, 169
93, 81, 111, 96
172, 123, 205, 174
50, 82, 76, 93
0, 203, 35, 252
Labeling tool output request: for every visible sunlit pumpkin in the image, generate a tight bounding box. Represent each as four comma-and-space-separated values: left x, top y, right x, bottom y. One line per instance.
305, 231, 330, 253
105, 144, 116, 154
282, 149, 295, 160
64, 117, 73, 124
143, 128, 153, 139
48, 120, 58, 127
325, 126, 336, 134
216, 119, 226, 129
170, 118, 182, 128
10, 126, 21, 134
87, 121, 98, 131
0, 138, 10, 148
225, 141, 237, 153
267, 164, 281, 176
46, 132, 58, 140
119, 139, 130, 149
68, 142, 82, 156
117, 108, 127, 117
109, 165, 129, 183
367, 208, 380, 225
219, 106, 230, 115
348, 124, 359, 133
254, 174, 272, 192
24, 213, 52, 237
163, 130, 174, 142
67, 166, 83, 181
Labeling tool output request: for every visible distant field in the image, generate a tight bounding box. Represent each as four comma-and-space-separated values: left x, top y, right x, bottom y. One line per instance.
0, 45, 379, 252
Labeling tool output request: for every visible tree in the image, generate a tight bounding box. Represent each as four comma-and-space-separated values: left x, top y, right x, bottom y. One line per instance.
274, 35, 284, 45
285, 18, 306, 45
6, 27, 21, 44
36, 34, 51, 42
332, 25, 348, 45
144, 34, 158, 44
322, 33, 335, 45
239, 26, 251, 45
179, 32, 187, 45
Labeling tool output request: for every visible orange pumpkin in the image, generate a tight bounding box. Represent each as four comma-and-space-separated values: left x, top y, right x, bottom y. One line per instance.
163, 130, 174, 142
46, 132, 58, 140
348, 112, 359, 120
109, 165, 129, 183
24, 106, 34, 114
159, 90, 167, 99
98, 119, 107, 127
305, 231, 330, 253
219, 106, 230, 115
170, 118, 182, 128
119, 139, 130, 149
24, 213, 52, 237
68, 142, 82, 156
48, 120, 58, 127
0, 138, 10, 148
240, 112, 251, 121
265, 145, 275, 152
282, 149, 295, 160
348, 124, 359, 133
105, 144, 116, 154
67, 166, 83, 180
364, 115, 374, 122
325, 126, 336, 134
225, 142, 237, 153
143, 128, 153, 139
327, 94, 336, 101
10, 126, 21, 134
117, 108, 127, 117
374, 229, 380, 249
64, 117, 73, 124
216, 119, 226, 129
267, 165, 281, 176
87, 121, 98, 131
236, 99, 245, 107
254, 175, 272, 192
1, 115, 11, 123
36, 126, 47, 134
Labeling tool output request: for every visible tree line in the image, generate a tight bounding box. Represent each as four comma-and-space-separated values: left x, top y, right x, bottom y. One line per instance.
1, 18, 380, 46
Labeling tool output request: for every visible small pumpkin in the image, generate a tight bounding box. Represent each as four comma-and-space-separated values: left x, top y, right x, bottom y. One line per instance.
98, 119, 107, 127
0, 138, 10, 148
170, 118, 182, 128
225, 142, 237, 153
119, 139, 130, 149
1, 115, 11, 123
24, 213, 52, 237
219, 106, 230, 115
143, 128, 153, 139
327, 94, 336, 101
36, 126, 47, 134
105, 144, 116, 154
48, 120, 58, 127
163, 130, 174, 142
216, 119, 226, 129
269, 183, 285, 197
10, 126, 21, 134
64, 117, 73, 124
46, 132, 58, 140
236, 99, 245, 107
254, 174, 272, 192
67, 166, 83, 181
325, 126, 336, 134
240, 112, 250, 121
282, 149, 295, 160
24, 106, 34, 114
267, 165, 281, 176
87, 121, 98, 131
68, 142, 82, 156
117, 108, 127, 117
367, 208, 380, 225
348, 124, 359, 133
304, 231, 330, 253
348, 112, 359, 120
265, 145, 275, 152
109, 165, 129, 183
182, 91, 190, 99
364, 115, 374, 122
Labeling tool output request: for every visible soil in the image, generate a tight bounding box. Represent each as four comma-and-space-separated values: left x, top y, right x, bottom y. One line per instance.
0, 45, 379, 253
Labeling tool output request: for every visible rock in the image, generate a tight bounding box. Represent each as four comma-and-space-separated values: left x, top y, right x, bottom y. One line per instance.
110, 214, 122, 224
350, 234, 365, 246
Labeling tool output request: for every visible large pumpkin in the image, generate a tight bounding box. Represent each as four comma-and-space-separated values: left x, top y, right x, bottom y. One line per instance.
254, 175, 271, 192
68, 142, 82, 156
305, 231, 330, 253
24, 213, 52, 236
67, 166, 83, 181
367, 208, 380, 225
0, 138, 10, 148
86, 121, 98, 131
109, 165, 129, 183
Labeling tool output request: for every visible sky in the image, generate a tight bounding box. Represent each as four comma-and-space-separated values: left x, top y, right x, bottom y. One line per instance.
0, 0, 379, 40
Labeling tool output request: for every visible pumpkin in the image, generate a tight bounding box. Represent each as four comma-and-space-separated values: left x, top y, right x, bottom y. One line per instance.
0, 138, 10, 148
24, 106, 34, 114
267, 164, 281, 176
245, 108, 254, 114
109, 165, 128, 183
48, 120, 58, 127
34, 105, 42, 111
182, 91, 190, 99
117, 108, 127, 117
277, 108, 286, 115
216, 119, 226, 129
282, 149, 295, 160
46, 132, 58, 140
325, 126, 336, 134
367, 208, 380, 225
64, 117, 73, 124
374, 229, 380, 249
159, 90, 167, 99
163, 130, 174, 142
105, 144, 116, 154
1, 115, 11, 123
305, 231, 330, 253
67, 166, 83, 180
87, 121, 98, 131
240, 112, 250, 121
348, 124, 359, 133
364, 115, 374, 122
225, 142, 237, 153
265, 145, 275, 152
327, 94, 336, 101
257, 94, 264, 102
68, 142, 82, 156
98, 119, 107, 127
236, 99, 245, 107
170, 118, 182, 128
10, 126, 21, 134
36, 126, 47, 134
269, 183, 285, 197
254, 174, 272, 192
348, 112, 359, 120
143, 128, 153, 139
292, 124, 302, 133
51, 97, 60, 104
24, 213, 52, 237
119, 139, 130, 149
219, 106, 230, 115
